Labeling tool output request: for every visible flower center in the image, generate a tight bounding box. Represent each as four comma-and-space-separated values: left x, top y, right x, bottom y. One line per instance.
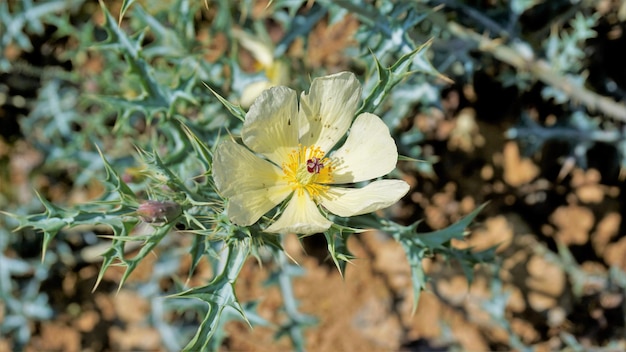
282, 145, 334, 199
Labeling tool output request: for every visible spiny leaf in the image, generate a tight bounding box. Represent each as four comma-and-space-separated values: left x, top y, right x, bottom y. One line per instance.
135, 146, 196, 200
116, 221, 175, 292
176, 117, 214, 170
415, 202, 488, 248
451, 245, 498, 287
203, 82, 246, 122
96, 145, 138, 206
96, 1, 172, 115
359, 43, 437, 115
405, 247, 428, 315
188, 234, 208, 280
324, 228, 356, 277
5, 187, 140, 263
169, 238, 250, 351
118, 0, 136, 24
398, 155, 427, 162
386, 203, 489, 313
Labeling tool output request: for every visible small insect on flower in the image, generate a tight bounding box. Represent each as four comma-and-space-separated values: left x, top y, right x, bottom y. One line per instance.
306, 157, 324, 174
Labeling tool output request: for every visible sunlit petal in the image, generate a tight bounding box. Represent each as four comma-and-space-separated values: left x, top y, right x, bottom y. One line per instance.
240, 80, 273, 108
243, 86, 299, 165
213, 140, 286, 197
226, 186, 293, 226
319, 180, 410, 217
264, 191, 333, 234
232, 28, 274, 67
298, 72, 361, 152
328, 113, 399, 184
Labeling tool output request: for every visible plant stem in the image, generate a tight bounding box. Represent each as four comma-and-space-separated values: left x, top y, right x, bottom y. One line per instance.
447, 22, 626, 122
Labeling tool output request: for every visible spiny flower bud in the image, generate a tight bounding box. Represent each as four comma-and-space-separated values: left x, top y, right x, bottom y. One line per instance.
137, 200, 181, 223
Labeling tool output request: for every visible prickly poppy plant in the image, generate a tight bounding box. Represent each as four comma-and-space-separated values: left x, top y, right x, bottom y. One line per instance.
213, 72, 409, 235
13, 0, 626, 351
0, 1, 497, 350
0, 0, 499, 350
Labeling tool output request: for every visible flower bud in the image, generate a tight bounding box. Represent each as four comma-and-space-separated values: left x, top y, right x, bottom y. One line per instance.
137, 200, 181, 223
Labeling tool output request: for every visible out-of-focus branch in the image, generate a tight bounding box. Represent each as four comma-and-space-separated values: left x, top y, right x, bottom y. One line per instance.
447, 22, 626, 122
431, 0, 511, 38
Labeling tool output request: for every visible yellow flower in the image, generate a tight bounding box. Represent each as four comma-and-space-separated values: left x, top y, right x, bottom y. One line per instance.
233, 29, 289, 108
213, 72, 410, 235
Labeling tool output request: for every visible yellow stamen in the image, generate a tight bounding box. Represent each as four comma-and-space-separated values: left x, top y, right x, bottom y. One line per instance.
282, 144, 334, 199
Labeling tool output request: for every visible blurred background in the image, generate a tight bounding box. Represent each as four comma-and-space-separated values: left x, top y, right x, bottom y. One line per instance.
1, 0, 626, 351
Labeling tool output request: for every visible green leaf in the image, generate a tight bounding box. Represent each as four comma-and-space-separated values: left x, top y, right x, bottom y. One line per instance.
8, 192, 74, 261
170, 238, 250, 351
135, 147, 196, 201
324, 228, 356, 277
405, 247, 428, 315
398, 155, 427, 162
188, 234, 208, 279
357, 41, 443, 115
385, 203, 489, 312
97, 145, 138, 206
118, 0, 136, 23
96, 1, 180, 119
116, 222, 175, 291
416, 203, 487, 248
452, 246, 498, 287
176, 117, 214, 171
203, 82, 246, 122
271, 250, 317, 351
92, 217, 141, 291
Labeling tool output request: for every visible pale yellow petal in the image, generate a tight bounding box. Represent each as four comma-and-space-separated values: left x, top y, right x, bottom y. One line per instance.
267, 60, 290, 85
226, 186, 292, 226
213, 140, 292, 226
319, 180, 410, 217
264, 191, 333, 234
213, 140, 286, 197
233, 28, 274, 67
243, 86, 299, 165
298, 72, 361, 152
328, 113, 399, 184
240, 80, 273, 109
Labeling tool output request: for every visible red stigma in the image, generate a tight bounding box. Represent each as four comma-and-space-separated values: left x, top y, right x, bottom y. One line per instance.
306, 157, 324, 174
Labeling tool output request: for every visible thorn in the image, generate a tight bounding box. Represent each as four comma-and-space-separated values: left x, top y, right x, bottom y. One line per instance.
557, 156, 576, 182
